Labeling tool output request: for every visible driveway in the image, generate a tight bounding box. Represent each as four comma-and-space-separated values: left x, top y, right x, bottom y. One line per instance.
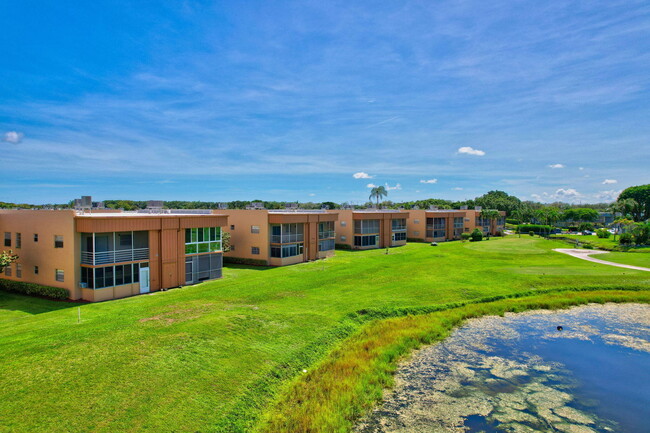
553, 249, 650, 272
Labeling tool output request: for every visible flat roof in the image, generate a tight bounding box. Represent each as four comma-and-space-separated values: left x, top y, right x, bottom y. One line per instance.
75, 211, 227, 218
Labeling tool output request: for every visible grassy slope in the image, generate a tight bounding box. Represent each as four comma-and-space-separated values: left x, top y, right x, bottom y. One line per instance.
597, 252, 650, 268
0, 237, 648, 432
552, 234, 650, 252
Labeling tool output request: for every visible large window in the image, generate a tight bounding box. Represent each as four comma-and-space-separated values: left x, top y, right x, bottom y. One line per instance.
392, 232, 407, 242
185, 227, 222, 255
82, 262, 147, 289
270, 223, 304, 243
319, 239, 335, 252
391, 219, 406, 231
454, 217, 464, 237
81, 231, 149, 265
185, 253, 222, 284
354, 219, 380, 234
270, 243, 304, 258
15, 233, 21, 249
16, 264, 22, 278
354, 235, 379, 247
318, 221, 335, 239
426, 218, 446, 238
54, 235, 64, 248
4, 232, 10, 247
55, 269, 64, 282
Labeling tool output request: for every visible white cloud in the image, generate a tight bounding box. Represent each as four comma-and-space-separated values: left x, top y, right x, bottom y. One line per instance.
579, 167, 585, 171
385, 183, 401, 191
3, 131, 23, 144
532, 188, 582, 203
602, 179, 617, 185
554, 188, 581, 199
366, 183, 378, 188
452, 187, 463, 190
548, 163, 565, 169
419, 179, 438, 184
531, 194, 542, 201
353, 172, 373, 179
595, 190, 621, 202
457, 146, 485, 156
308, 193, 316, 197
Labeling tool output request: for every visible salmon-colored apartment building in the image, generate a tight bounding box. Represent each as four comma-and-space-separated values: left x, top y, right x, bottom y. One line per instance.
406, 206, 506, 242
219, 208, 338, 266
0, 209, 227, 301
333, 209, 410, 249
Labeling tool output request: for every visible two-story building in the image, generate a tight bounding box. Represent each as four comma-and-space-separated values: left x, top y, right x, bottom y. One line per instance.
334, 209, 410, 250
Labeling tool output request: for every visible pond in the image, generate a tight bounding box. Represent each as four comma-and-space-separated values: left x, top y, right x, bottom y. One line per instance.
355, 303, 650, 433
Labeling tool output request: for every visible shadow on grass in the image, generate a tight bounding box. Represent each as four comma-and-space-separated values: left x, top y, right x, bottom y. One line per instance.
223, 263, 273, 271
0, 291, 84, 315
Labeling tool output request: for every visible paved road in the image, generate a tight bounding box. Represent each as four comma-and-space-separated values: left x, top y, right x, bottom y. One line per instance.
554, 248, 650, 272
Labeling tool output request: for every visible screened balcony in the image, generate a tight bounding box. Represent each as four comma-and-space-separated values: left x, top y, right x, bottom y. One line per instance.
270, 223, 304, 244
318, 221, 336, 239
81, 231, 149, 265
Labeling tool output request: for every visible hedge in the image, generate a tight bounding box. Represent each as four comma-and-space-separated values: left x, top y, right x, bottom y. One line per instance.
223, 257, 269, 266
516, 224, 553, 234
406, 238, 426, 243
335, 243, 352, 250
0, 278, 69, 300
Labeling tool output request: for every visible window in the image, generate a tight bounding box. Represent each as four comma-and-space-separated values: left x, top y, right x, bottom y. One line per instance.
34, 266, 39, 275
15, 233, 21, 249
55, 269, 64, 282
4, 232, 10, 247
251, 246, 260, 255
270, 243, 304, 258
15, 264, 22, 278
4, 264, 11, 276
230, 225, 235, 230
34, 233, 39, 242
319, 239, 335, 251
354, 219, 380, 234
393, 232, 407, 242
251, 225, 260, 234
354, 235, 378, 247
391, 219, 406, 231
54, 235, 64, 248
454, 217, 464, 228
270, 223, 304, 243
319, 221, 335, 239
340, 221, 347, 227
426, 218, 446, 238
230, 245, 235, 251
185, 227, 222, 254
185, 253, 222, 284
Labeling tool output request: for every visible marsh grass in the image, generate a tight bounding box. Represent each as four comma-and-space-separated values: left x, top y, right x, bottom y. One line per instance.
259, 289, 650, 433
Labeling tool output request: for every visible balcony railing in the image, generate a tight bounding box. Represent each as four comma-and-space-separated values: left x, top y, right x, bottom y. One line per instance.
81, 248, 149, 265
270, 234, 304, 244
391, 227, 407, 232
318, 230, 336, 239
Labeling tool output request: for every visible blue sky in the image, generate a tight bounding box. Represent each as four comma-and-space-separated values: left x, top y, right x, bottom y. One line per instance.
1, 1, 649, 205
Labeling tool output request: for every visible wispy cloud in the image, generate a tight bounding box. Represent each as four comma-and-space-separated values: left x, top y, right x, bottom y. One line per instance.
420, 179, 438, 184
385, 183, 401, 191
548, 164, 565, 169
353, 172, 374, 179
366, 183, 377, 188
602, 179, 617, 184
457, 146, 485, 156
3, 131, 23, 144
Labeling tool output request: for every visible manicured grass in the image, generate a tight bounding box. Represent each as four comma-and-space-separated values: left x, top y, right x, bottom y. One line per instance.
596, 252, 650, 268
259, 289, 650, 433
0, 237, 648, 432
551, 234, 650, 252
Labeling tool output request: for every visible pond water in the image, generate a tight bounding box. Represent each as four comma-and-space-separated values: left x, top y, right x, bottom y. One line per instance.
355, 303, 650, 433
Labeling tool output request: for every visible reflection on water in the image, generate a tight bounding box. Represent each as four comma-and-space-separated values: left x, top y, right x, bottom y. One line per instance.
355, 303, 650, 433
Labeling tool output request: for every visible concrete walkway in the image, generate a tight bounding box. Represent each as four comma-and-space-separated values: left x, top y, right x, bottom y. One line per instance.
554, 248, 650, 272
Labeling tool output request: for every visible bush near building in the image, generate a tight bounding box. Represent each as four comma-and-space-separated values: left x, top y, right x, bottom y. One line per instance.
596, 229, 611, 239
470, 228, 483, 242
0, 279, 69, 300
516, 224, 553, 235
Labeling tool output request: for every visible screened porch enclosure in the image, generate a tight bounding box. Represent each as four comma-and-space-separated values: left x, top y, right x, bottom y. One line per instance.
81, 231, 149, 265
185, 253, 222, 284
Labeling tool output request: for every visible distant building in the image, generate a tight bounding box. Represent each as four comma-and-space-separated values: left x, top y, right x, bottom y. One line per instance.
406, 207, 505, 242
334, 209, 410, 250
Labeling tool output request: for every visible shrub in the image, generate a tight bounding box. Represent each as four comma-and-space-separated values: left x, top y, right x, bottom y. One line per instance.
495, 230, 504, 237
568, 226, 579, 232
406, 238, 426, 243
529, 231, 535, 236
578, 222, 594, 232
335, 243, 352, 250
516, 224, 552, 235
596, 229, 611, 239
222, 257, 269, 266
0, 279, 69, 300
632, 223, 650, 245
470, 229, 483, 242
461, 232, 471, 242
506, 218, 520, 225
619, 232, 634, 246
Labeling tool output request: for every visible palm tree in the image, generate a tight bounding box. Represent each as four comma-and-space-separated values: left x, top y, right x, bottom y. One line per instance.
619, 198, 639, 220
608, 201, 626, 241
536, 207, 561, 237
480, 209, 501, 237
369, 186, 388, 208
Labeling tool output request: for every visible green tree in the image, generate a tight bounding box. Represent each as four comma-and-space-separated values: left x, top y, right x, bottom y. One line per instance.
618, 184, 650, 221
369, 186, 388, 208
480, 209, 501, 237
221, 232, 231, 253
535, 207, 561, 237
0, 250, 19, 274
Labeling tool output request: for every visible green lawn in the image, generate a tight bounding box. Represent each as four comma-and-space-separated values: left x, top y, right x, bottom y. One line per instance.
596, 252, 650, 268
551, 234, 650, 252
0, 237, 648, 432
